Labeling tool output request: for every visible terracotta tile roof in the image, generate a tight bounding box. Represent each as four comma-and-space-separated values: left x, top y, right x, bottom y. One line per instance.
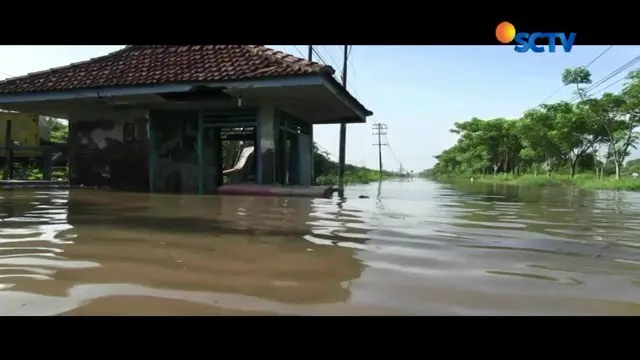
0, 45, 336, 94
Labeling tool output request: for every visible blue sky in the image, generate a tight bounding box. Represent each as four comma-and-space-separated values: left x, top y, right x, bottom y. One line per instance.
1, 45, 639, 172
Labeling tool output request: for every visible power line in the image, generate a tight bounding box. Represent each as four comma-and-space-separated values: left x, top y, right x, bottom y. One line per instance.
302, 45, 363, 103
317, 142, 377, 169
537, 86, 565, 107
537, 46, 614, 106
360, 151, 378, 164
0, 70, 14, 80
588, 76, 627, 97
569, 54, 640, 102
292, 45, 306, 59
315, 143, 337, 159
312, 47, 328, 66
580, 56, 640, 95
584, 45, 614, 68
584, 55, 640, 91
346, 46, 363, 101
351, 151, 378, 167
383, 134, 402, 168
314, 46, 347, 87
318, 46, 340, 73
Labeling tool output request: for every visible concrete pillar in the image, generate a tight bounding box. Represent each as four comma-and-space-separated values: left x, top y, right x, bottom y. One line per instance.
309, 125, 314, 184
298, 133, 312, 185
67, 120, 78, 186
257, 105, 276, 185
42, 146, 52, 181
289, 134, 300, 185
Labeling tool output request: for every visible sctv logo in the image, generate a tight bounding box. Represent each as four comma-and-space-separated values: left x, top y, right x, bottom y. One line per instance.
495, 21, 576, 53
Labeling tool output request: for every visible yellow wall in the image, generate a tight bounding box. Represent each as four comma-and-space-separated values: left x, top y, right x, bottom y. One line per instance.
0, 112, 43, 158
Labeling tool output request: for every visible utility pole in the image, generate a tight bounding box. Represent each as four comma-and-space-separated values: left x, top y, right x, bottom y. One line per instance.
338, 45, 349, 189
372, 122, 387, 175
308, 45, 314, 184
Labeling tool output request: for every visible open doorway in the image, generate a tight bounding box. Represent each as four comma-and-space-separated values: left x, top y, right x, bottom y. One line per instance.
200, 125, 257, 193
149, 109, 260, 194
220, 126, 256, 185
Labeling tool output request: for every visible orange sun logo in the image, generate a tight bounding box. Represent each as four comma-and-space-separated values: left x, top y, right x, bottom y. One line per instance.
496, 21, 516, 44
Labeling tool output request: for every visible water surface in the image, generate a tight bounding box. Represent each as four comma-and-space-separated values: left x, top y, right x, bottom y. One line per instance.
2, 179, 640, 315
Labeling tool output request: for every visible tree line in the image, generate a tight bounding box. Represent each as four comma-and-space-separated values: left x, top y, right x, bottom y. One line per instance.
427, 67, 640, 180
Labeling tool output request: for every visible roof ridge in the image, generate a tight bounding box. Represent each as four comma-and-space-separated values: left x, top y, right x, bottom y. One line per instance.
0, 45, 333, 87
245, 45, 335, 76
0, 45, 340, 94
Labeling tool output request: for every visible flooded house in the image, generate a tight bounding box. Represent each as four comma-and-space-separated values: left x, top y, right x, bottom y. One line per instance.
0, 111, 60, 180
0, 45, 372, 194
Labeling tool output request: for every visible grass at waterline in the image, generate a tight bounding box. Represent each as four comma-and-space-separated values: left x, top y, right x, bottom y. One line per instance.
315, 169, 387, 186
432, 173, 640, 191
2, 165, 380, 186
0, 166, 68, 181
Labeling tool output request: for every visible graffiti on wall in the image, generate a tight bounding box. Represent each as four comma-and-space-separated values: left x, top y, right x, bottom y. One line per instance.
70, 111, 149, 191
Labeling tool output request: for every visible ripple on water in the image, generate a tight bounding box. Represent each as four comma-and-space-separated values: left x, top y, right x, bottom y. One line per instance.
2, 181, 640, 315
0, 190, 98, 292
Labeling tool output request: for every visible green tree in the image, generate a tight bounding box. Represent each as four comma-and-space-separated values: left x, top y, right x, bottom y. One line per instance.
583, 93, 630, 178
519, 108, 561, 176
42, 117, 68, 143
421, 66, 640, 182
562, 67, 593, 101
545, 102, 601, 178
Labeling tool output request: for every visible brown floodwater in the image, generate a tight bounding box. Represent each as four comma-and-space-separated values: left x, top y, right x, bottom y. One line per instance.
2, 178, 640, 315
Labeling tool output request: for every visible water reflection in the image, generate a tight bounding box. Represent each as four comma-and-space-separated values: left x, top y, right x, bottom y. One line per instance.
0, 191, 87, 287
2, 179, 640, 315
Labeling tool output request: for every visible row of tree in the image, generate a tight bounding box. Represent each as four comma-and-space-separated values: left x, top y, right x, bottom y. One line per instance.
313, 143, 397, 178
427, 67, 640, 179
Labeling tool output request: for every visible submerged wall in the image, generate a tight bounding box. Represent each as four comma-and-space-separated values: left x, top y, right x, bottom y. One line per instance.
68, 109, 149, 191
149, 109, 201, 194
65, 104, 313, 192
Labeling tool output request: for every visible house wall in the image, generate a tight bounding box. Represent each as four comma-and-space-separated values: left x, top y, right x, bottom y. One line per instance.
257, 105, 276, 185
0, 112, 42, 158
148, 109, 201, 194
65, 103, 312, 192
68, 109, 149, 191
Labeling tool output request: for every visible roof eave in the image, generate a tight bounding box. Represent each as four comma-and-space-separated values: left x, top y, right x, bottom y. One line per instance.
0, 74, 325, 104
0, 73, 374, 123
320, 74, 373, 120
